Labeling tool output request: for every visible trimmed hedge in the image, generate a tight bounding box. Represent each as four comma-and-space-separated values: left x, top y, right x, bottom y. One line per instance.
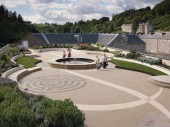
112, 59, 166, 76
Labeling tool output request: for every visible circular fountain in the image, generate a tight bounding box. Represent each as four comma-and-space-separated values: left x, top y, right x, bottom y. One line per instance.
48, 58, 96, 69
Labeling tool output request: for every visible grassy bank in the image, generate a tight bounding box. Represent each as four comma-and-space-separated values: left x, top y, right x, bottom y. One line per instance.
111, 59, 166, 76
16, 56, 41, 69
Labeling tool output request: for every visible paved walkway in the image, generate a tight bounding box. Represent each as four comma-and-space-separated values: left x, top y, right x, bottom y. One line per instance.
8, 50, 170, 127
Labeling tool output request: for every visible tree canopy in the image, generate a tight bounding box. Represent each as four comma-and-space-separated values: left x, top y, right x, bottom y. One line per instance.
0, 5, 37, 47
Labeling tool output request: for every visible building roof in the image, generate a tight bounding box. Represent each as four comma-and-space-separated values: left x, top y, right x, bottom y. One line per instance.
139, 33, 170, 40
139, 34, 162, 39
32, 33, 47, 44
31, 33, 145, 45
97, 34, 118, 45
122, 34, 145, 44
160, 34, 170, 40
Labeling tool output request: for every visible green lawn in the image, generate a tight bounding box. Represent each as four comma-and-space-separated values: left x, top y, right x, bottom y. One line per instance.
16, 56, 41, 69
111, 59, 166, 76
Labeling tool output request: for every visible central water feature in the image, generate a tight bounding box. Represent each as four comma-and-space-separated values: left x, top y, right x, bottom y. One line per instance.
48, 58, 96, 69
56, 58, 94, 64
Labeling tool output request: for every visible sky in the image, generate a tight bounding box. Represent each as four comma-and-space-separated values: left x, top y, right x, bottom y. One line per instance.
0, 0, 163, 24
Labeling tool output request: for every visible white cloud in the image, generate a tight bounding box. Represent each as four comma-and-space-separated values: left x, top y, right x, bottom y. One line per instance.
1, 0, 163, 24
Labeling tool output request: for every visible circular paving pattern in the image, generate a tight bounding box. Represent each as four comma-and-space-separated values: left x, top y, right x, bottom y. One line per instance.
19, 75, 86, 93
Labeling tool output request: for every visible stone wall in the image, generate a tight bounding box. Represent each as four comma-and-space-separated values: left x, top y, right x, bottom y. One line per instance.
144, 39, 158, 53
121, 23, 153, 34
144, 38, 170, 54
157, 39, 170, 54
121, 24, 132, 33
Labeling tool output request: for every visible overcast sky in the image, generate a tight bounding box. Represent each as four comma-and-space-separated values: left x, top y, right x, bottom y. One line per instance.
0, 0, 163, 24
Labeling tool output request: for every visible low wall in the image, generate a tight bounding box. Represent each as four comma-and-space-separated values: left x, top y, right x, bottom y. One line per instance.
0, 44, 10, 54
17, 67, 42, 81
29, 48, 65, 53
48, 59, 96, 70
1, 66, 24, 78
11, 54, 24, 64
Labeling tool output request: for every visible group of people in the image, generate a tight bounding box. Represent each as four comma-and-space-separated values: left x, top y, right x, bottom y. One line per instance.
63, 48, 71, 58
96, 53, 108, 70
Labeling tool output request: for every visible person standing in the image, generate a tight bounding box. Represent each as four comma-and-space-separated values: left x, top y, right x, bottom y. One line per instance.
68, 48, 71, 57
102, 53, 108, 69
63, 49, 66, 58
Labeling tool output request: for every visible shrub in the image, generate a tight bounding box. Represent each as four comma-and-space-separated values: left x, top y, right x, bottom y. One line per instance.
0, 54, 9, 62
137, 57, 162, 65
126, 50, 142, 59
103, 48, 109, 52
33, 98, 85, 127
0, 77, 17, 88
0, 86, 13, 102
0, 87, 85, 127
113, 50, 123, 57
0, 91, 36, 127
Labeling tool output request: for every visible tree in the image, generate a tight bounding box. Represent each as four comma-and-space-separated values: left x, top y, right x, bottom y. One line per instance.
132, 16, 141, 33
17, 14, 24, 24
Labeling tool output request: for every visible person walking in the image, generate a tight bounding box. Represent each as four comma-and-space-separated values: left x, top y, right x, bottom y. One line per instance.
102, 53, 108, 69
96, 55, 101, 70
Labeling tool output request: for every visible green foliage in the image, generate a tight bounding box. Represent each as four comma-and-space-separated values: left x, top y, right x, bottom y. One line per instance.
0, 86, 12, 102
152, 0, 170, 16
0, 77, 16, 102
0, 80, 85, 127
0, 47, 19, 76
96, 43, 104, 48
0, 4, 34, 46
113, 50, 124, 57
131, 16, 141, 33
137, 57, 162, 65
0, 91, 36, 127
102, 48, 109, 52
16, 56, 42, 69
111, 59, 166, 76
34, 98, 85, 127
0, 77, 17, 88
126, 50, 142, 59
74, 45, 100, 51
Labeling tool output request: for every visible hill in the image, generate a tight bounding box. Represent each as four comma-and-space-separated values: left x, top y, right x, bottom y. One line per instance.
33, 0, 170, 33
0, 5, 37, 47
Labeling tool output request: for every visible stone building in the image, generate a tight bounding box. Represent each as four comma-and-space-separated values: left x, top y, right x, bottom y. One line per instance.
139, 33, 170, 55
121, 23, 153, 34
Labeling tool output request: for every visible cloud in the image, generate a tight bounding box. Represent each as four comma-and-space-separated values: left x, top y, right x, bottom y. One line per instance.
1, 0, 163, 24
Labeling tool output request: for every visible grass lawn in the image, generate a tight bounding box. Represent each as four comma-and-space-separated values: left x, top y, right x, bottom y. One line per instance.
111, 59, 166, 76
16, 56, 41, 69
